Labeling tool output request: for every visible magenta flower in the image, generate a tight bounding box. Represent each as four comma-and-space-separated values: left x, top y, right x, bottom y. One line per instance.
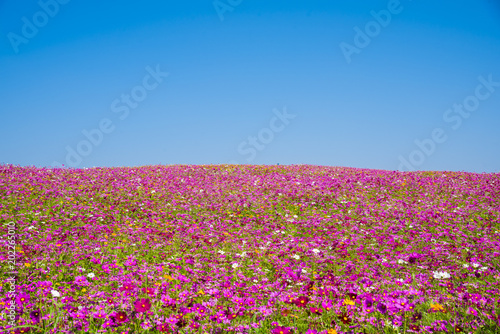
119, 283, 136, 292
364, 297, 374, 309
16, 292, 30, 305
93, 312, 106, 321
29, 309, 41, 324
395, 297, 410, 311
468, 307, 478, 316
157, 323, 171, 332
246, 298, 256, 306
293, 296, 309, 308
272, 326, 292, 334
15, 327, 32, 334
134, 298, 151, 312
189, 322, 200, 330
124, 258, 137, 266
309, 306, 322, 315
411, 311, 422, 322
194, 305, 208, 316
226, 312, 237, 320
376, 302, 387, 314
347, 292, 357, 301
114, 311, 128, 323
286, 266, 302, 281
142, 287, 155, 296
74, 275, 89, 286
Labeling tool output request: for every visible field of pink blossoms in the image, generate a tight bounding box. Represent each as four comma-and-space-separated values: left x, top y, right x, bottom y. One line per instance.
1, 164, 499, 334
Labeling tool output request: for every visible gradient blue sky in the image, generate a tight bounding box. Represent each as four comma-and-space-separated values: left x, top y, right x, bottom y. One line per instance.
1, 0, 499, 172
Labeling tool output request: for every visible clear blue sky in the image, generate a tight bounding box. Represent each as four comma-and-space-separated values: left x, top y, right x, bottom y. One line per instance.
1, 0, 499, 172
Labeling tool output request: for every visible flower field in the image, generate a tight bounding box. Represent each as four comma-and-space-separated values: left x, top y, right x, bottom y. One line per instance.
1, 164, 499, 334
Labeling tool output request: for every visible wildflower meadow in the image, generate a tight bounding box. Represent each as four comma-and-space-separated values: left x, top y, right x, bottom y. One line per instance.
1, 164, 499, 334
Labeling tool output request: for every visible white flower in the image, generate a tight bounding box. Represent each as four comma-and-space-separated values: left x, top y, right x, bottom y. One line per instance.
301, 268, 307, 273
51, 290, 61, 297
398, 259, 407, 264
27, 226, 36, 230
291, 254, 300, 260
480, 267, 488, 272
87, 273, 95, 278
472, 263, 480, 268
463, 264, 469, 268
433, 271, 451, 279
231, 263, 239, 269
312, 249, 320, 254
218, 250, 225, 255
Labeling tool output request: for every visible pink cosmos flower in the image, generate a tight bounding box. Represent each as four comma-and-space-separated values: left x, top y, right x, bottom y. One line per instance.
467, 307, 478, 316
120, 283, 136, 292
74, 275, 89, 286
134, 298, 151, 312
142, 287, 155, 296
272, 326, 292, 334
293, 296, 309, 308
114, 311, 128, 323
29, 309, 41, 324
157, 323, 171, 332
16, 292, 30, 305
309, 306, 322, 315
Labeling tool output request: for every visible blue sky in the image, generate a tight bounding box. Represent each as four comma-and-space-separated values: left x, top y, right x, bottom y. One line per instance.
1, 0, 499, 172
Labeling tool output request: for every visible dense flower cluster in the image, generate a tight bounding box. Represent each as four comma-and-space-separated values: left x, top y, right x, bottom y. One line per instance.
0, 164, 499, 333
